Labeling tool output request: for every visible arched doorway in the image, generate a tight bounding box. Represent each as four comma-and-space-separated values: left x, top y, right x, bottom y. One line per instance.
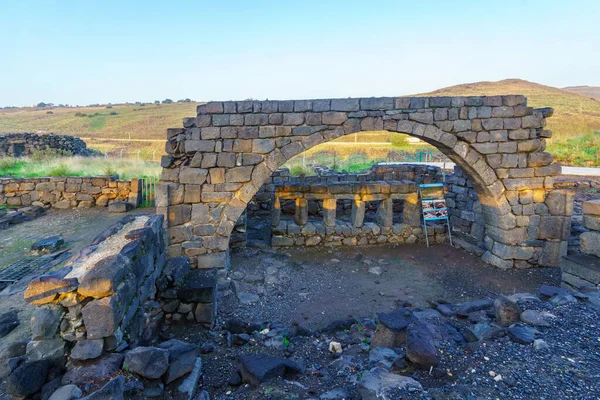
157, 96, 571, 270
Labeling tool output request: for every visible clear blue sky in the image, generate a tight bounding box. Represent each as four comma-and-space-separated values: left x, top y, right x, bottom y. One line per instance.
1, 0, 598, 107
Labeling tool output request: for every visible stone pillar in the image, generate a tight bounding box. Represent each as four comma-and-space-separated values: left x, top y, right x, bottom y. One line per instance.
295, 198, 308, 226
128, 178, 143, 208
376, 198, 393, 227
271, 196, 281, 227
403, 194, 421, 227
351, 200, 365, 227
323, 198, 337, 227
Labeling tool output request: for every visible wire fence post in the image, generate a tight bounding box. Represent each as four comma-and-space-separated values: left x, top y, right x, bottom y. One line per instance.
152, 150, 157, 162
137, 150, 141, 160
120, 149, 123, 159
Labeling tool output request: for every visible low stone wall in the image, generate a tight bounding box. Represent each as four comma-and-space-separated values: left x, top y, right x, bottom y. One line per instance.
269, 180, 448, 247
0, 132, 92, 157
0, 176, 142, 209
272, 220, 448, 247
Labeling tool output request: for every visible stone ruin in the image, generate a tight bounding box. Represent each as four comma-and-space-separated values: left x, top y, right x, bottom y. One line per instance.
0, 132, 94, 157
158, 95, 572, 270
2, 214, 217, 398
561, 200, 600, 292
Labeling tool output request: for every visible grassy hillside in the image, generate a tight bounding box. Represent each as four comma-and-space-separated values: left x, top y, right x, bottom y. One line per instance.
563, 86, 600, 100
421, 79, 600, 141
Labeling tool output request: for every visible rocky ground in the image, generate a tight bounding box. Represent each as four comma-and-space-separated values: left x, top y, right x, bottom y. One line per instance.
157, 245, 600, 400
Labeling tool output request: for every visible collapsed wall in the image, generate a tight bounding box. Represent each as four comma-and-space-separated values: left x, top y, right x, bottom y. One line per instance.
0, 133, 93, 157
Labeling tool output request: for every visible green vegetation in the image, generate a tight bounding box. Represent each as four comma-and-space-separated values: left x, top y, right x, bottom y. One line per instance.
547, 131, 600, 166
0, 156, 160, 180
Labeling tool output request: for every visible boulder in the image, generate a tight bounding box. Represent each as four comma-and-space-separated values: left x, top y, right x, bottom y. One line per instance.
70, 339, 104, 361
236, 354, 302, 384
123, 346, 169, 379
177, 269, 217, 303
520, 310, 554, 327
549, 293, 578, 305
371, 308, 416, 347
368, 347, 399, 369
0, 310, 20, 338
80, 375, 124, 400
494, 295, 521, 326
31, 305, 64, 340
48, 384, 83, 400
358, 367, 422, 400
507, 324, 537, 344
26, 338, 66, 361
0, 340, 27, 378
465, 322, 505, 342
62, 353, 123, 386
6, 360, 50, 397
322, 318, 357, 334
538, 285, 569, 300
158, 339, 199, 384
455, 299, 493, 317
177, 357, 202, 399
31, 236, 64, 255
108, 202, 132, 213
406, 323, 438, 368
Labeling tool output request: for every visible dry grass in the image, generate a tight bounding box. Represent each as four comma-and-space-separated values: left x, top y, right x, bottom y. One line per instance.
421, 78, 600, 141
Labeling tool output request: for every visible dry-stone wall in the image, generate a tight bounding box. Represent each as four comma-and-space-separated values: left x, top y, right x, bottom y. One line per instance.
0, 132, 92, 157
445, 166, 486, 246
0, 176, 142, 209
561, 200, 600, 291
23, 215, 167, 362
158, 95, 570, 270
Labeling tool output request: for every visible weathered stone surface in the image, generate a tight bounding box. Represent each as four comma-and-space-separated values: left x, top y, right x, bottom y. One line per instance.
26, 338, 66, 361
358, 367, 422, 400
177, 269, 217, 303
78, 255, 132, 298
494, 295, 521, 326
6, 360, 50, 397
372, 308, 417, 347
507, 324, 537, 344
80, 375, 124, 400
406, 322, 438, 368
70, 339, 104, 361
236, 354, 301, 384
48, 384, 83, 400
123, 346, 170, 379
581, 231, 600, 257
0, 310, 20, 338
62, 353, 123, 386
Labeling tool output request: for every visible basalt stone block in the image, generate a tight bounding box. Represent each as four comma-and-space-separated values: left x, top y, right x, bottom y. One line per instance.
406, 322, 438, 368
108, 201, 132, 213
123, 347, 170, 380
30, 305, 63, 340
25, 268, 78, 305
372, 308, 417, 347
236, 354, 302, 385
583, 200, 600, 216
177, 269, 217, 303
6, 360, 50, 398
31, 236, 64, 255
82, 274, 136, 339
78, 255, 132, 299
580, 231, 600, 258
70, 339, 104, 361
26, 338, 66, 361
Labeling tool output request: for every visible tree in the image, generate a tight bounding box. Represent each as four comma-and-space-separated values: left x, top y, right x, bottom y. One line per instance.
37, 102, 47, 108
162, 98, 173, 104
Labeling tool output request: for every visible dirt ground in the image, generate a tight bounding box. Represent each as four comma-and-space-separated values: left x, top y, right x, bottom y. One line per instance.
216, 244, 561, 330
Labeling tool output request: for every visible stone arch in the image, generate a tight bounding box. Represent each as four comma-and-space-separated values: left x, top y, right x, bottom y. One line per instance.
158, 96, 571, 270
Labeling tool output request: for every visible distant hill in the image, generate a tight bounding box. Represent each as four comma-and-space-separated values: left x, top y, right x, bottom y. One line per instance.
420, 78, 600, 141
563, 85, 600, 100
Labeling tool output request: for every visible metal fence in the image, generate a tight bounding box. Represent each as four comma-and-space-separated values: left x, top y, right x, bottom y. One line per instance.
140, 176, 158, 207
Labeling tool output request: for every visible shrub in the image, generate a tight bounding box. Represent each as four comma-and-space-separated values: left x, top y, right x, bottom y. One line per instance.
290, 165, 310, 176
106, 105, 113, 109
109, 111, 118, 116
103, 166, 118, 176
0, 157, 19, 170
75, 112, 87, 117
48, 163, 73, 176
46, 111, 53, 114
30, 148, 72, 161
